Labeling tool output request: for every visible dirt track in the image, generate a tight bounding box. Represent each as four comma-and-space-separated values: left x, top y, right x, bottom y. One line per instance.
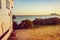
14, 25, 60, 40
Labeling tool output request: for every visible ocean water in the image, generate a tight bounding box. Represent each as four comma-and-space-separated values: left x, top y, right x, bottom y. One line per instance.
13, 15, 60, 24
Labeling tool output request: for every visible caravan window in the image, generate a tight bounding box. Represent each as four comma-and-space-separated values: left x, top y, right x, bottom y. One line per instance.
0, 0, 1, 9
6, 0, 10, 9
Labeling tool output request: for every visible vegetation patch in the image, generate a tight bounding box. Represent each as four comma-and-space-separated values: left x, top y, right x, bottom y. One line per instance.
13, 17, 60, 29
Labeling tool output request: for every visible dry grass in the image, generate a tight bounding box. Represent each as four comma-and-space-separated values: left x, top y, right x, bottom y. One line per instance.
14, 25, 60, 40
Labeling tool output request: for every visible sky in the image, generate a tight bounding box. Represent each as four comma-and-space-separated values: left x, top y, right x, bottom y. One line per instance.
13, 0, 60, 15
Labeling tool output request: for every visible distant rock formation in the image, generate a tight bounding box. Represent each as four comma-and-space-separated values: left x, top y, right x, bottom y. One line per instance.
50, 13, 59, 16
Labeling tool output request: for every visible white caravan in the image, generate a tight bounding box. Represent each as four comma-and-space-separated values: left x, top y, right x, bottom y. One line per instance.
0, 0, 14, 40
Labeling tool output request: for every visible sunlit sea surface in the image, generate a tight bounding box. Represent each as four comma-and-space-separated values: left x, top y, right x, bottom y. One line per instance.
13, 15, 60, 24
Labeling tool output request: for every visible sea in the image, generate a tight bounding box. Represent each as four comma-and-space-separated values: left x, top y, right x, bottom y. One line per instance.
13, 15, 60, 24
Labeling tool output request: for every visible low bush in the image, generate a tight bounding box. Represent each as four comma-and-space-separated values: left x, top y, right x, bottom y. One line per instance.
18, 19, 34, 29
33, 17, 60, 26
33, 18, 43, 26
13, 17, 60, 29
13, 21, 18, 30
43, 17, 60, 25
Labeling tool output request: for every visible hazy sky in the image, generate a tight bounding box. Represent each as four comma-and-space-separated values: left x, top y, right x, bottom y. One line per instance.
13, 0, 60, 15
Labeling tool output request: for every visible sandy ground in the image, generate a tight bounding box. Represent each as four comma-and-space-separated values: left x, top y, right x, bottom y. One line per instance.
8, 25, 60, 40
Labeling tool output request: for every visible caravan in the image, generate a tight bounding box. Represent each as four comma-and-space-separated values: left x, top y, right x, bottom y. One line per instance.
0, 0, 14, 40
